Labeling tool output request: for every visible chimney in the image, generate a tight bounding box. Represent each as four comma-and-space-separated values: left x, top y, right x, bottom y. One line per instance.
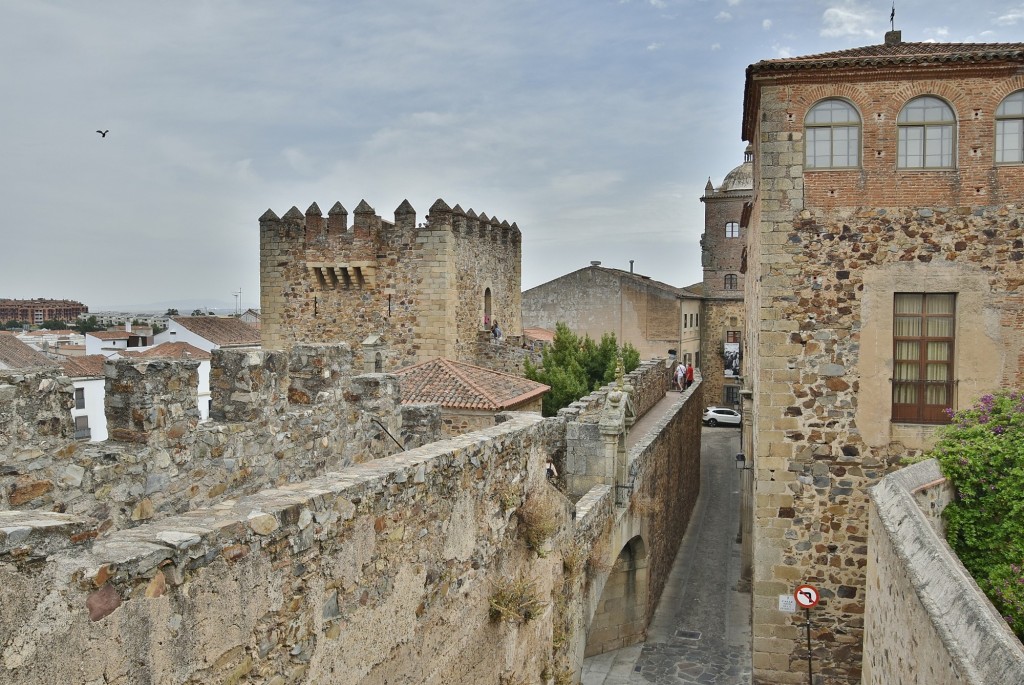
590, 260, 601, 267
629, 260, 634, 273
884, 30, 901, 45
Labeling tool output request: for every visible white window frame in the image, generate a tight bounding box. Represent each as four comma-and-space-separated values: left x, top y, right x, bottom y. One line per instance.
996, 90, 1024, 164
804, 98, 861, 169
897, 96, 956, 169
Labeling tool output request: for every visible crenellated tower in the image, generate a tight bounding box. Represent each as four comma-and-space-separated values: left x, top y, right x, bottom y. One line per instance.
259, 198, 523, 369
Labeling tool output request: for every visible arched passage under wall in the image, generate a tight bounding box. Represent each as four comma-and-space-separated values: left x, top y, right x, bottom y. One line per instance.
584, 535, 649, 657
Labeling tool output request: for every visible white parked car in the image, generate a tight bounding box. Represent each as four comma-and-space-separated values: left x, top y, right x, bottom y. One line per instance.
702, 407, 741, 427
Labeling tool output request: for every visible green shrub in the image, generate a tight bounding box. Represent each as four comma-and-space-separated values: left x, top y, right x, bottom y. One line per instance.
488, 574, 546, 624
931, 390, 1024, 639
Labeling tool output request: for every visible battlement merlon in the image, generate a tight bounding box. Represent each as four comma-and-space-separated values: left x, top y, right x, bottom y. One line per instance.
259, 198, 521, 250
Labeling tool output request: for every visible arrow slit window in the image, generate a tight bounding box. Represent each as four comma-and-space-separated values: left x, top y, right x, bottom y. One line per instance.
892, 293, 955, 424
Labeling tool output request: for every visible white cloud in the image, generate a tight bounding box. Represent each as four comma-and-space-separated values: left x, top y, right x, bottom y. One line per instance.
647, 42, 662, 51
649, 0, 667, 7
283, 147, 315, 176
726, 0, 742, 5
715, 11, 732, 22
762, 19, 772, 30
773, 43, 793, 58
996, 8, 1024, 25
711, 42, 721, 50
821, 4, 878, 39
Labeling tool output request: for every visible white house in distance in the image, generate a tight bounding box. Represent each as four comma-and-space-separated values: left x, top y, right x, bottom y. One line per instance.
59, 355, 108, 442
84, 325, 153, 358
155, 316, 261, 353
153, 317, 261, 419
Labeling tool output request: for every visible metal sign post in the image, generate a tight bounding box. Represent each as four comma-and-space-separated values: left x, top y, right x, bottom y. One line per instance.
794, 584, 820, 684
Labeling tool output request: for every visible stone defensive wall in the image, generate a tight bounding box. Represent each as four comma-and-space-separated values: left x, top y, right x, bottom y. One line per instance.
559, 358, 671, 426
864, 459, 1024, 684
260, 198, 523, 366
0, 344, 441, 532
0, 351, 702, 683
0, 414, 571, 684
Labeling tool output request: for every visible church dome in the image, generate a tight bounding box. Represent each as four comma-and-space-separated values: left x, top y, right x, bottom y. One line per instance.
718, 145, 754, 193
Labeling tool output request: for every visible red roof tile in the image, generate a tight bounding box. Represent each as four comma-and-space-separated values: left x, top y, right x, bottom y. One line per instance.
172, 316, 261, 347
0, 336, 59, 369
132, 342, 211, 361
523, 328, 555, 343
88, 331, 131, 341
749, 41, 1024, 73
59, 355, 107, 378
394, 358, 549, 410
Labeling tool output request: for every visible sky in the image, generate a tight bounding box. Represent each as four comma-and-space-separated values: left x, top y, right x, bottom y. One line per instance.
3, 0, 1023, 311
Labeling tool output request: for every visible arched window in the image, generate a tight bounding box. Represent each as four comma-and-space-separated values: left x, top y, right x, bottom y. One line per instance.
805, 98, 861, 168
897, 96, 956, 169
725, 221, 739, 238
996, 90, 1024, 164
724, 274, 738, 290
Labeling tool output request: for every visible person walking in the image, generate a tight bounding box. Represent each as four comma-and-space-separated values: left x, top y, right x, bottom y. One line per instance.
674, 362, 686, 392
685, 362, 695, 389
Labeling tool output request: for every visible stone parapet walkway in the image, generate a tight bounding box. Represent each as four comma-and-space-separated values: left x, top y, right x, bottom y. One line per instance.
583, 421, 751, 684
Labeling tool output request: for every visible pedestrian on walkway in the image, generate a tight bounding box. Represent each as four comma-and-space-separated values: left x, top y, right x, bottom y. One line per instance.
685, 363, 695, 389
674, 363, 686, 391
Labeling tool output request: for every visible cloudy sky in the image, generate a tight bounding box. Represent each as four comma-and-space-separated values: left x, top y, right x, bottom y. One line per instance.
3, 0, 1022, 311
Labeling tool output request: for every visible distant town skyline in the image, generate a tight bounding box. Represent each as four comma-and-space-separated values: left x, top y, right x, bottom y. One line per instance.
4, 0, 1022, 308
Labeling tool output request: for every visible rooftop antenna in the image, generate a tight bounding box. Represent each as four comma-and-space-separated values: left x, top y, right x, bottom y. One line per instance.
890, 2, 895, 31
233, 288, 242, 316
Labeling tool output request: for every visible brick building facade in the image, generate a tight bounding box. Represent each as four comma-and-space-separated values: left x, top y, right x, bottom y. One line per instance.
742, 33, 1024, 684
700, 148, 752, 407
259, 198, 522, 370
0, 299, 88, 326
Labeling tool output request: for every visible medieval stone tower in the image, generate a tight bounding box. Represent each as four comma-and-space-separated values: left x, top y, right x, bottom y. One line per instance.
699, 146, 752, 407
259, 198, 522, 369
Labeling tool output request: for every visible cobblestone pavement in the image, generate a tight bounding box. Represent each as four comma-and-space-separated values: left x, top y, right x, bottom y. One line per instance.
582, 423, 752, 685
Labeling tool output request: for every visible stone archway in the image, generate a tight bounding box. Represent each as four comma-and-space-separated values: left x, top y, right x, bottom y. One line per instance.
584, 535, 649, 657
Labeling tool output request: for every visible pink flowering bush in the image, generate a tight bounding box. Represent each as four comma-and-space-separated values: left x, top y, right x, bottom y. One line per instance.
932, 391, 1024, 639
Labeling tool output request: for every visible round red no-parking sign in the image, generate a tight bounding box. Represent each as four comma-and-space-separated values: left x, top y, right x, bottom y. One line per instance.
794, 584, 820, 609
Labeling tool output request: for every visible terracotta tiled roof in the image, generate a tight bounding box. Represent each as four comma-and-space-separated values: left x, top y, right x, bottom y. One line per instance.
0, 336, 58, 369
26, 329, 76, 336
394, 358, 549, 411
59, 355, 107, 378
130, 341, 212, 361
523, 328, 555, 343
88, 331, 131, 341
172, 316, 261, 347
748, 42, 1024, 74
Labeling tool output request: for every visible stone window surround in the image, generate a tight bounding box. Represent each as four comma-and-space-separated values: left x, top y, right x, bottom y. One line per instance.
858, 262, 998, 452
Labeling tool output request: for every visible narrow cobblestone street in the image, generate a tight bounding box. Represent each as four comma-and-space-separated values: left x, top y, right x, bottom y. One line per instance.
582, 422, 752, 684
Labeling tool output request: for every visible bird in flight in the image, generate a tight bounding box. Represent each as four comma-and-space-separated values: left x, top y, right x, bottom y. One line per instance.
96, 130, 109, 137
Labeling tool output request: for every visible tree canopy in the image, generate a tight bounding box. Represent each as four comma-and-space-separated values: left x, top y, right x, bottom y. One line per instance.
524, 323, 640, 417
72, 315, 104, 333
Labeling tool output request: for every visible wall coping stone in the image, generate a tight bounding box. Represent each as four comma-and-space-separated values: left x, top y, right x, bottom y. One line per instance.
869, 459, 1024, 682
